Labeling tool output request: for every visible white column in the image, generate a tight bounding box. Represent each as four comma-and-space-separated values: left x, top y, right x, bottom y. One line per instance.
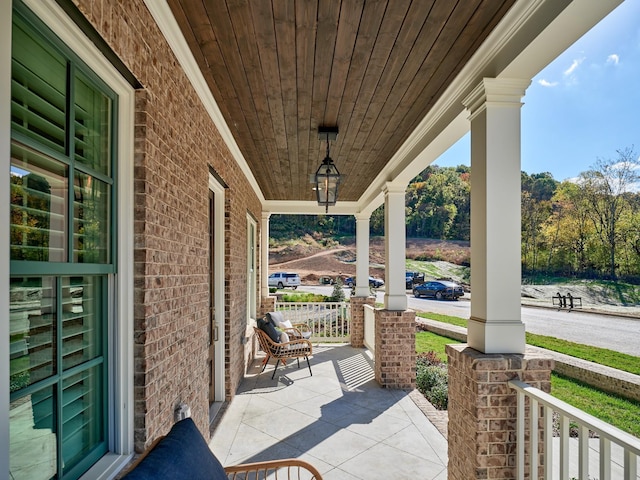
261, 212, 271, 298
383, 183, 407, 311
354, 213, 371, 297
464, 78, 530, 354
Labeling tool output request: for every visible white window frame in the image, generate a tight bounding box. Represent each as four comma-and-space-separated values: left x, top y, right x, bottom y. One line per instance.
1, 0, 135, 477
208, 174, 226, 403
246, 214, 257, 324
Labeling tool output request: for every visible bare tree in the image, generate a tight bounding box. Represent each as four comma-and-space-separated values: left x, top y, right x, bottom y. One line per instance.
579, 147, 640, 278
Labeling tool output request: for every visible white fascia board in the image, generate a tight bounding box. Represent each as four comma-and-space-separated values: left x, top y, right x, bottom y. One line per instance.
144, 0, 265, 203
501, 0, 624, 78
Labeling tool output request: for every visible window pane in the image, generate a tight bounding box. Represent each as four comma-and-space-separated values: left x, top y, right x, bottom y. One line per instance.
10, 277, 57, 392
10, 386, 57, 480
62, 276, 103, 370
11, 143, 68, 262
74, 71, 112, 175
73, 173, 110, 263
11, 15, 67, 153
62, 365, 104, 474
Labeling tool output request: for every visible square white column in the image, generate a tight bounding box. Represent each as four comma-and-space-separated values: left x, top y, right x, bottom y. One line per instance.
464, 78, 530, 353
383, 183, 408, 311
261, 212, 271, 298
355, 214, 372, 297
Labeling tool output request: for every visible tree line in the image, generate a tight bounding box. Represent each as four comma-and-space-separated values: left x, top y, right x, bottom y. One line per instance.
270, 147, 640, 281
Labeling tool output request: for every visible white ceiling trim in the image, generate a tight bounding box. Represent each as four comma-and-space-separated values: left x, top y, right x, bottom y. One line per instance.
144, 0, 265, 202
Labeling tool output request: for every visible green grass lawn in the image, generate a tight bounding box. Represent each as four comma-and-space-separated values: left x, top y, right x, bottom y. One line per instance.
415, 329, 640, 437
416, 311, 640, 375
551, 373, 640, 438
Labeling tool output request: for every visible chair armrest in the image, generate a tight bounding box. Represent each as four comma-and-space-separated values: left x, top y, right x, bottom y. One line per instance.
225, 458, 323, 479
283, 326, 303, 338
271, 337, 312, 355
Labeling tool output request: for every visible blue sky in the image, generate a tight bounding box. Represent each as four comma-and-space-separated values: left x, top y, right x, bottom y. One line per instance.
435, 0, 640, 182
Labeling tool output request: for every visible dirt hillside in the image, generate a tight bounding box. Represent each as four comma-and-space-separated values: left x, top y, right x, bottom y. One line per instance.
269, 237, 469, 284
269, 237, 640, 314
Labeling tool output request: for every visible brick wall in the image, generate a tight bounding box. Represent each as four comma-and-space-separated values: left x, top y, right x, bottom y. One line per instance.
447, 345, 554, 480
72, 0, 263, 451
374, 309, 416, 389
349, 296, 375, 348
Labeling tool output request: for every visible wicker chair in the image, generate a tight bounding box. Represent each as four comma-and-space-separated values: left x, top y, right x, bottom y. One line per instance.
226, 458, 323, 479
254, 327, 313, 379
289, 322, 312, 339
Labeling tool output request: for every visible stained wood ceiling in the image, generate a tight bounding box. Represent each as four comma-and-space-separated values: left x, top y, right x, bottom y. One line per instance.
167, 0, 515, 203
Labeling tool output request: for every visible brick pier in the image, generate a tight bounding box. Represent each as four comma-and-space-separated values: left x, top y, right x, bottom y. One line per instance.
447, 344, 554, 480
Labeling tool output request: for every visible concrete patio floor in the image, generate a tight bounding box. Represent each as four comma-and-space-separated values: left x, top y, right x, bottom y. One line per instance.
209, 344, 448, 479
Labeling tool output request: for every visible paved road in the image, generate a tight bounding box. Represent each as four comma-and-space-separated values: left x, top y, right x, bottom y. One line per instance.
299, 286, 640, 357
406, 295, 640, 357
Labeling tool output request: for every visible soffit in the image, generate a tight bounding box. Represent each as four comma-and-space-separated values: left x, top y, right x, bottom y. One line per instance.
167, 0, 515, 202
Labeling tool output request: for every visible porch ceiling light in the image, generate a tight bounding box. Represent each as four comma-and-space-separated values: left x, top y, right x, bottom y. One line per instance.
315, 126, 340, 213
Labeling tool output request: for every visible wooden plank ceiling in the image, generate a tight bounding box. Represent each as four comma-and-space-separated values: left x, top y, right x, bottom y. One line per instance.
167, 0, 515, 202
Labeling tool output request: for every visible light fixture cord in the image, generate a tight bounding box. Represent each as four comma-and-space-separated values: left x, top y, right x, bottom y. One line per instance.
326, 133, 330, 158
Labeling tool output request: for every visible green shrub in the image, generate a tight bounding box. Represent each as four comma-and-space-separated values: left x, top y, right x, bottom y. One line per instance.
328, 278, 345, 302
280, 292, 327, 302
416, 354, 449, 410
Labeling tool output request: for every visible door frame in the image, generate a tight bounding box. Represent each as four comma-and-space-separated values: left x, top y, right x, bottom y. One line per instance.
208, 173, 226, 402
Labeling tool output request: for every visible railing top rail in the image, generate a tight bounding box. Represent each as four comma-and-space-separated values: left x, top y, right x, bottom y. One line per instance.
508, 379, 640, 455
275, 301, 349, 307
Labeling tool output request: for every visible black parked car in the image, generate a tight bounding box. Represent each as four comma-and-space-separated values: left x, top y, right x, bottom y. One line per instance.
405, 271, 425, 289
413, 280, 464, 300
344, 276, 384, 288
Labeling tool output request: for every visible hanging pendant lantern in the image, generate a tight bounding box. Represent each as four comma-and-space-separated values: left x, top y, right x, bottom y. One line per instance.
315, 127, 340, 213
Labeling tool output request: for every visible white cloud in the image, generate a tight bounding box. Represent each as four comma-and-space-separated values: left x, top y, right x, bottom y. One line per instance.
606, 53, 620, 65
563, 58, 584, 77
538, 79, 558, 87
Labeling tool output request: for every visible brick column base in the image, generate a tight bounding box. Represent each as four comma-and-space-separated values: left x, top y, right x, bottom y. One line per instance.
446, 344, 554, 480
374, 309, 415, 389
349, 296, 375, 348
260, 296, 276, 318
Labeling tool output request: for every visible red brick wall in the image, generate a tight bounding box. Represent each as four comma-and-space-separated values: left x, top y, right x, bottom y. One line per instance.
71, 0, 262, 451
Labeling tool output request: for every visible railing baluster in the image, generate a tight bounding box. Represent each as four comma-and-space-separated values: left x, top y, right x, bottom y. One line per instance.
600, 437, 611, 480
530, 397, 539, 480
516, 390, 525, 480
579, 424, 589, 479
544, 404, 553, 480
560, 414, 570, 480
624, 450, 637, 480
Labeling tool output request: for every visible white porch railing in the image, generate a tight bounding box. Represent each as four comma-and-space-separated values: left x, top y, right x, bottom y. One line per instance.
363, 304, 375, 353
275, 301, 350, 342
509, 379, 640, 480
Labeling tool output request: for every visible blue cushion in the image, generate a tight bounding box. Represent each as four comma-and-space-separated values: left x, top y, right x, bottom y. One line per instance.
258, 316, 281, 343
122, 418, 227, 480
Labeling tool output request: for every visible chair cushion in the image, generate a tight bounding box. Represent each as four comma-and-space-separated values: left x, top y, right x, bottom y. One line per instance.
279, 319, 294, 329
122, 418, 227, 480
258, 316, 281, 343
267, 311, 286, 326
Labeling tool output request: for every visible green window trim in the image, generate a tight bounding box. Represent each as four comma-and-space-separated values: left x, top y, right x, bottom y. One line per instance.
9, 2, 117, 479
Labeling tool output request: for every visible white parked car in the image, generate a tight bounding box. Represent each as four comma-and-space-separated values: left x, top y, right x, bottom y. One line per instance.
268, 272, 300, 289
